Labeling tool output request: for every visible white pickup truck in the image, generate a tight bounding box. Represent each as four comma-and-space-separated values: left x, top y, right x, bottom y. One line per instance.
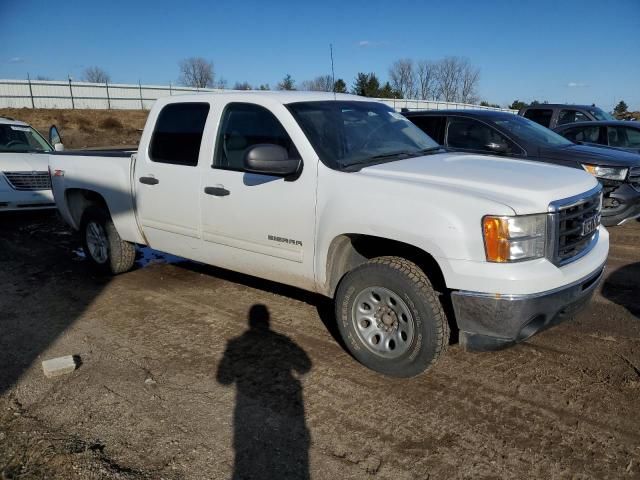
0, 117, 63, 211
49, 92, 609, 377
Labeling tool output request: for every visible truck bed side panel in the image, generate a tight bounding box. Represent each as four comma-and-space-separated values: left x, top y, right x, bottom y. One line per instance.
49, 154, 146, 245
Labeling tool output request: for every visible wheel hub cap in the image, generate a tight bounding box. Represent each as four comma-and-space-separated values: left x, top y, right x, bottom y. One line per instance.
351, 286, 415, 359
86, 221, 108, 264
375, 305, 398, 332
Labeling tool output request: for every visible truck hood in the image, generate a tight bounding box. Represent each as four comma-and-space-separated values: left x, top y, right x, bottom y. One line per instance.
359, 152, 599, 215
539, 144, 640, 168
0, 152, 51, 172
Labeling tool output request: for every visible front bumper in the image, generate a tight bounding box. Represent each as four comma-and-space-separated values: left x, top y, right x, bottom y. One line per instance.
0, 189, 56, 211
451, 264, 605, 351
601, 183, 640, 226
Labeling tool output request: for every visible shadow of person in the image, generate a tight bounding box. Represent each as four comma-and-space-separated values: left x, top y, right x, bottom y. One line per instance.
601, 262, 640, 318
216, 304, 312, 480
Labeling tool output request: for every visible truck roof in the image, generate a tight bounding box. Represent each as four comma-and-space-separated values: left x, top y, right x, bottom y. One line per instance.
158, 91, 373, 105
0, 117, 29, 126
521, 104, 599, 109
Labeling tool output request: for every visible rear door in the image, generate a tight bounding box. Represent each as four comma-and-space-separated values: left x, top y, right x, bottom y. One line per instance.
135, 102, 210, 256
198, 101, 317, 290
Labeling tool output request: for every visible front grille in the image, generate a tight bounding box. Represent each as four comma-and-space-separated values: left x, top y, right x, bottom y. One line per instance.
550, 187, 602, 265
3, 171, 51, 191
629, 166, 640, 191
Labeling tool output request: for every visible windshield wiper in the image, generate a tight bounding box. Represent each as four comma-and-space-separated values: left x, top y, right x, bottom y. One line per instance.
369, 150, 415, 160
415, 146, 443, 155
340, 147, 443, 171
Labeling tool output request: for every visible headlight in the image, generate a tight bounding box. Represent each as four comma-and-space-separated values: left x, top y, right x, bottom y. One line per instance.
482, 214, 547, 262
581, 164, 628, 181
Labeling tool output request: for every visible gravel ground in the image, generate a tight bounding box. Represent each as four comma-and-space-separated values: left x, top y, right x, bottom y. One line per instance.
1, 212, 639, 480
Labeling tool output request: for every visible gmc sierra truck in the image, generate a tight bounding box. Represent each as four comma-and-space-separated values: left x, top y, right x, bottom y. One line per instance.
49, 92, 609, 377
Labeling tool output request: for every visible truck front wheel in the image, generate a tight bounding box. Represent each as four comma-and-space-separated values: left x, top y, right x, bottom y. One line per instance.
335, 257, 449, 377
80, 206, 136, 274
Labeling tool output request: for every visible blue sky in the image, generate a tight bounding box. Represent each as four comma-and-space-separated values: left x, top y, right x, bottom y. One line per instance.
1, 0, 639, 110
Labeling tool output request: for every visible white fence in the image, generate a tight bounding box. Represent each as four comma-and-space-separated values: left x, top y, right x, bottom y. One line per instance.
0, 79, 219, 110
0, 78, 517, 113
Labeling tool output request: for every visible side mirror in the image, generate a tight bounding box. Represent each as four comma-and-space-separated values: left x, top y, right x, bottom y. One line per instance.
49, 125, 63, 148
54, 143, 65, 151
243, 144, 301, 177
485, 142, 509, 154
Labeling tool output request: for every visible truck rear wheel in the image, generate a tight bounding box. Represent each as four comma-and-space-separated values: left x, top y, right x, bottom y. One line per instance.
80, 206, 136, 274
335, 257, 449, 377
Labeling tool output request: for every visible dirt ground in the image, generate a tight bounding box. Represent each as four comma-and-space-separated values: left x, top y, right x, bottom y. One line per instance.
1, 212, 639, 480
0, 108, 147, 149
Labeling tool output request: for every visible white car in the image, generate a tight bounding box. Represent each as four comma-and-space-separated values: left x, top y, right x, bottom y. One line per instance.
49, 92, 609, 377
0, 117, 62, 211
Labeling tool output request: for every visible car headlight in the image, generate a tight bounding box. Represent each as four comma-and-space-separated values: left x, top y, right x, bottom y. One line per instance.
483, 214, 547, 262
581, 164, 628, 181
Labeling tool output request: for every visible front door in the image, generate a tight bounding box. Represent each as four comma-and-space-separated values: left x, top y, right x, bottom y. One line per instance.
199, 101, 316, 289
135, 102, 210, 257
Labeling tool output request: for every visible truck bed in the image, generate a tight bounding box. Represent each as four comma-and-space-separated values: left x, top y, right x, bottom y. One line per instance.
48, 151, 146, 245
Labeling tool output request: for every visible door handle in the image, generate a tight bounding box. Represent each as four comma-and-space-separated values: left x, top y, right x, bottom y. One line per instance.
204, 186, 230, 197
139, 176, 159, 185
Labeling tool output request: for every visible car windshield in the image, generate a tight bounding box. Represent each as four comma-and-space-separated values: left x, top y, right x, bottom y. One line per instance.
287, 101, 440, 170
0, 124, 53, 153
588, 107, 614, 121
493, 115, 573, 147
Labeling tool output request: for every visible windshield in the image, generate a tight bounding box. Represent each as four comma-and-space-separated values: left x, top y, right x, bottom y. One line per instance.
287, 101, 439, 170
589, 107, 614, 121
493, 115, 573, 147
0, 124, 53, 153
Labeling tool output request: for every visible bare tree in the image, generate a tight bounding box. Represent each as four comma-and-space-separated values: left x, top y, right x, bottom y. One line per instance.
83, 66, 111, 83
433, 56, 481, 103
179, 57, 214, 88
388, 59, 416, 99
215, 77, 227, 89
459, 60, 480, 104
434, 56, 462, 102
300, 74, 333, 92
415, 60, 436, 100
233, 81, 252, 90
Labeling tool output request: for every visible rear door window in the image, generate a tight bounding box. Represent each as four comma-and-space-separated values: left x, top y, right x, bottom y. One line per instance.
557, 109, 591, 125
149, 103, 210, 166
407, 116, 446, 144
523, 109, 553, 128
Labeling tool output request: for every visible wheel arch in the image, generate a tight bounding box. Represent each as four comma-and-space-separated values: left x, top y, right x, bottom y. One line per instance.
64, 188, 110, 230
322, 234, 447, 298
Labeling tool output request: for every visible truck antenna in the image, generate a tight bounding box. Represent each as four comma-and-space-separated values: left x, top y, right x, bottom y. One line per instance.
330, 43, 336, 100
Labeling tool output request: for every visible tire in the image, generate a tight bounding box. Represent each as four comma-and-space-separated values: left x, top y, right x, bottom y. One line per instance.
335, 256, 449, 377
80, 205, 136, 274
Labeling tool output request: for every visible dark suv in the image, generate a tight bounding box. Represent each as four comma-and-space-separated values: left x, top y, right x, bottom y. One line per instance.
403, 109, 640, 226
518, 104, 614, 129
